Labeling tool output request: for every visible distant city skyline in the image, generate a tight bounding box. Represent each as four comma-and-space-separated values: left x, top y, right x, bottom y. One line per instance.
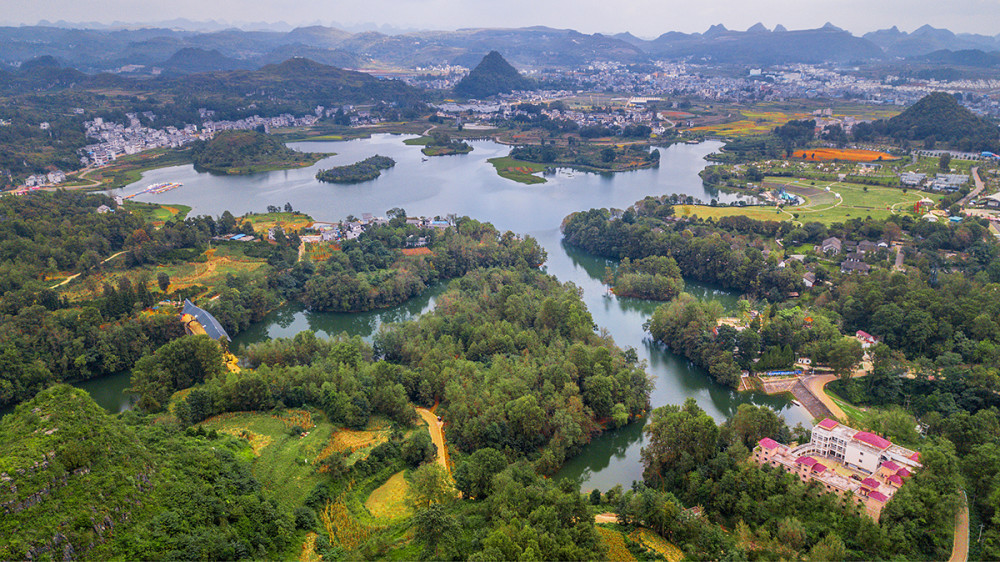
1, 0, 998, 38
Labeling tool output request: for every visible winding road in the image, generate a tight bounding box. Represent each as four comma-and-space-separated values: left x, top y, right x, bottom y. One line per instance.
957, 167, 984, 208
50, 250, 127, 289
415, 406, 450, 474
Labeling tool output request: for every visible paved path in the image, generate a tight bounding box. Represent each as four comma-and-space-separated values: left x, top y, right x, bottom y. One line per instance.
948, 492, 970, 562
958, 167, 984, 207
791, 378, 836, 420
802, 374, 846, 420
415, 407, 450, 474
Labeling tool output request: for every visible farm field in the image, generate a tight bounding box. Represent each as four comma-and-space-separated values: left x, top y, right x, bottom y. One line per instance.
792, 148, 898, 162
242, 211, 315, 234
364, 471, 412, 520
674, 204, 786, 222
596, 526, 637, 562
198, 410, 393, 510
487, 156, 547, 184
198, 409, 333, 509
629, 528, 685, 562
688, 110, 811, 136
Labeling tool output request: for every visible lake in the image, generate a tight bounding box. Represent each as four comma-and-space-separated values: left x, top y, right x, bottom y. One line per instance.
99, 134, 810, 490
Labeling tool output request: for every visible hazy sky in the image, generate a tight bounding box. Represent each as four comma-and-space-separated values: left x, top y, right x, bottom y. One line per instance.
2, 0, 998, 37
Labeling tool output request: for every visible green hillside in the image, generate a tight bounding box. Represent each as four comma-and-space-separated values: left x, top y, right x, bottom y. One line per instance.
454, 51, 533, 98
190, 130, 325, 174
886, 91, 1000, 151
1, 385, 291, 560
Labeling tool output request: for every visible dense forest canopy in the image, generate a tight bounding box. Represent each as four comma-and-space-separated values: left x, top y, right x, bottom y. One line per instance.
189, 130, 322, 174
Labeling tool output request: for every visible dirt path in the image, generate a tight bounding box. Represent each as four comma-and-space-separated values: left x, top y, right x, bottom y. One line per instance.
949, 492, 970, 562
50, 251, 126, 289
415, 407, 450, 474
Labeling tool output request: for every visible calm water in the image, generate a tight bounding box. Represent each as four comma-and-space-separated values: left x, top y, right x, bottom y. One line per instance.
96, 135, 810, 489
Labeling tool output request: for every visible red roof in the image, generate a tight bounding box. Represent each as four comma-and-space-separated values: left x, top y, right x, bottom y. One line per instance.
910, 451, 920, 462
887, 474, 903, 486
856, 330, 876, 341
812, 463, 828, 473
817, 418, 839, 430
758, 437, 781, 450
854, 431, 892, 449
869, 491, 889, 502
881, 460, 900, 471
897, 467, 911, 478
796, 456, 817, 467
861, 477, 880, 488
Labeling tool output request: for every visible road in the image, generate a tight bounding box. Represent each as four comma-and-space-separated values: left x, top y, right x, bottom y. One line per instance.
958, 167, 984, 207
594, 513, 618, 523
50, 250, 126, 289
415, 407, 450, 474
948, 492, 970, 562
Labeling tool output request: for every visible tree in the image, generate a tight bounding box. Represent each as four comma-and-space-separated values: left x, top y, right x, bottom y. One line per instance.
727, 403, 785, 449
828, 336, 864, 379
939, 152, 952, 171
401, 430, 437, 467
157, 271, 171, 293
453, 447, 506, 500
284, 202, 293, 212
409, 463, 455, 508
641, 398, 719, 484
601, 147, 616, 163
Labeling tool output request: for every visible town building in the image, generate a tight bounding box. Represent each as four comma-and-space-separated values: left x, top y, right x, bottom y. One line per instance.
752, 419, 920, 520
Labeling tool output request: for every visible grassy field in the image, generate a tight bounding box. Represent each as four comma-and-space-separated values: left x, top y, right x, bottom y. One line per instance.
364, 471, 412, 520
487, 156, 547, 184
198, 410, 334, 509
123, 201, 192, 225
675, 204, 786, 221
767, 177, 926, 224
823, 387, 867, 424
154, 245, 268, 291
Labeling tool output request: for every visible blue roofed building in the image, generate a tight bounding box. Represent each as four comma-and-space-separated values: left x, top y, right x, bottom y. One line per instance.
180, 299, 231, 342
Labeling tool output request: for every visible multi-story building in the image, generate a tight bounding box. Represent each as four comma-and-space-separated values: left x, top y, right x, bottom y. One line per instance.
752, 419, 920, 520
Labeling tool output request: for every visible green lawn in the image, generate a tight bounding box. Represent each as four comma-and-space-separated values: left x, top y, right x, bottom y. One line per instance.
124, 201, 192, 223
487, 156, 547, 185
823, 387, 867, 424
766, 176, 926, 224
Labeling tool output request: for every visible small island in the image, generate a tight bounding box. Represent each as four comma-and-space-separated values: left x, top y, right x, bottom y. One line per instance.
404, 131, 473, 156
189, 130, 325, 175
315, 155, 396, 183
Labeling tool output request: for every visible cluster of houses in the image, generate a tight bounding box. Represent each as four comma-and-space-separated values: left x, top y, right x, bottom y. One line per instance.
80, 116, 201, 167
819, 236, 890, 275
79, 111, 321, 168
16, 170, 66, 191
753, 418, 921, 520
296, 214, 453, 248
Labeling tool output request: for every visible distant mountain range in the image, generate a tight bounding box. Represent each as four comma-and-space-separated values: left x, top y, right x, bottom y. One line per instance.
3, 23, 1000, 71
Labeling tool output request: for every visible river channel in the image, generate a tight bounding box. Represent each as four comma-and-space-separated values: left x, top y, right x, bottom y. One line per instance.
94, 134, 811, 490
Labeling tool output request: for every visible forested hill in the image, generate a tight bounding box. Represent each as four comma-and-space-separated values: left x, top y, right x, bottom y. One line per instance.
1, 385, 290, 560
158, 58, 423, 105
0, 56, 424, 107
190, 130, 323, 174
454, 51, 533, 98
886, 91, 1000, 151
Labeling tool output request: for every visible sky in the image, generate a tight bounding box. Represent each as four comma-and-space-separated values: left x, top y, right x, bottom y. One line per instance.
1, 0, 998, 37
